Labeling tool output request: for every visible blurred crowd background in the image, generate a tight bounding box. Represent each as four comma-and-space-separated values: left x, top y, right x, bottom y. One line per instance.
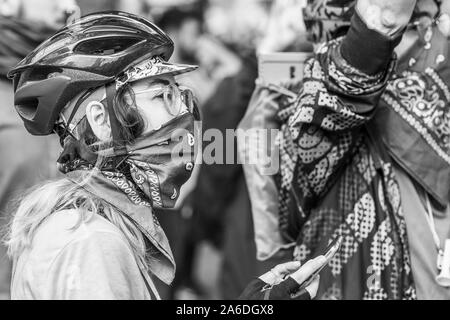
0, 0, 313, 300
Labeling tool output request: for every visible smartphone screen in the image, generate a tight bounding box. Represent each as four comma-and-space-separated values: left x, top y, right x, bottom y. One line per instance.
324, 236, 343, 261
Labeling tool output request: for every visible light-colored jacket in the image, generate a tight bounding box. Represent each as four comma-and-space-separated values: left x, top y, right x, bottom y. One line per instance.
11, 209, 154, 300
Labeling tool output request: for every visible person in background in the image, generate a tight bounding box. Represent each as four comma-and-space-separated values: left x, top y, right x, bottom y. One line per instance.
77, 0, 147, 17
157, 6, 215, 109
158, 7, 203, 66
0, 0, 78, 300
76, 0, 116, 14
191, 0, 313, 299
145, 0, 202, 19
189, 2, 261, 299
241, 0, 450, 299
152, 6, 208, 299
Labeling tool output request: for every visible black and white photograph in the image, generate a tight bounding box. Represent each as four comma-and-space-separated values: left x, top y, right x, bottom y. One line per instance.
1, 0, 450, 307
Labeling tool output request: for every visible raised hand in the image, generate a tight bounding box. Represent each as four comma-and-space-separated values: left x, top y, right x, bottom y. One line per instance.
356, 0, 417, 35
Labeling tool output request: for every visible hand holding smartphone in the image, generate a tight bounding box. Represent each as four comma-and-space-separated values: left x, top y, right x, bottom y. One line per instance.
286, 236, 343, 299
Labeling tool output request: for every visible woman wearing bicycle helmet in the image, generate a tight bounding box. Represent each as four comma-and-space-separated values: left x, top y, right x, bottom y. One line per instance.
5, 12, 324, 300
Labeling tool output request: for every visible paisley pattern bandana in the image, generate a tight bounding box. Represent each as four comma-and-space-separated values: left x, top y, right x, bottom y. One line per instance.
66, 169, 176, 284
124, 112, 198, 209
276, 39, 416, 299
376, 25, 450, 206
116, 56, 198, 89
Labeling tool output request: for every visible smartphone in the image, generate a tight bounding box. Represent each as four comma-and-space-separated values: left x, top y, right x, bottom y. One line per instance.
298, 236, 343, 290
258, 52, 312, 85
266, 83, 298, 100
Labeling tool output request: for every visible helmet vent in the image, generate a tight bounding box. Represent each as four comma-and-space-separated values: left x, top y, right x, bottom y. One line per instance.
17, 98, 39, 120
27, 67, 63, 81
74, 37, 142, 56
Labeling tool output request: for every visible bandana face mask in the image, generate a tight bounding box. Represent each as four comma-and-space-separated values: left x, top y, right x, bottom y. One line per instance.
118, 81, 200, 209
122, 111, 198, 209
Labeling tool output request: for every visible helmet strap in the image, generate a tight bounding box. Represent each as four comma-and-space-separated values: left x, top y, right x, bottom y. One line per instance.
105, 82, 128, 168
64, 88, 95, 136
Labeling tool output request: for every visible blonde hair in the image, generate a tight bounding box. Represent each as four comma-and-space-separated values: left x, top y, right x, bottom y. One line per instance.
5, 175, 152, 274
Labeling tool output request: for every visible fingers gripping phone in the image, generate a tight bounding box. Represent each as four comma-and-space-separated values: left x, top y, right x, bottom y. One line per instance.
299, 236, 343, 290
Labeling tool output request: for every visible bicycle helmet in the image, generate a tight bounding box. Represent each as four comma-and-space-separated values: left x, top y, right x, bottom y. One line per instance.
8, 11, 197, 136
